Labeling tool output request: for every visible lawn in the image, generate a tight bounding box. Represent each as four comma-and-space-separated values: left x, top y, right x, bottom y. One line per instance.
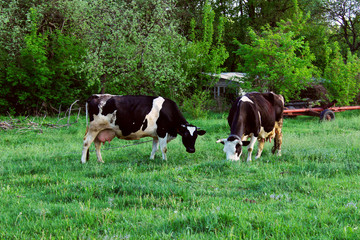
1, 111, 360, 239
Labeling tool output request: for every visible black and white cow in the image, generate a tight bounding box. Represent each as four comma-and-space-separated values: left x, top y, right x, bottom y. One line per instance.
81, 94, 206, 163
217, 92, 284, 161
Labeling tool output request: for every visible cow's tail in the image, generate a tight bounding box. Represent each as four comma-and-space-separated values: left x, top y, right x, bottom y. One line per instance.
85, 101, 89, 128
84, 101, 89, 139
84, 101, 89, 162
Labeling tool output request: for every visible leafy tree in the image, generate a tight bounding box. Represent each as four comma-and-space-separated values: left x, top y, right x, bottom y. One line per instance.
324, 0, 360, 55
246, 0, 298, 29
185, 1, 229, 93
204, 0, 310, 71
0, 0, 90, 114
80, 0, 192, 100
0, 0, 32, 111
235, 5, 316, 101
174, 0, 206, 38
323, 43, 360, 105
5, 8, 52, 111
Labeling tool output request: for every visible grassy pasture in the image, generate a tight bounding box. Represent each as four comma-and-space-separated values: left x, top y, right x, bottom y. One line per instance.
1, 111, 360, 239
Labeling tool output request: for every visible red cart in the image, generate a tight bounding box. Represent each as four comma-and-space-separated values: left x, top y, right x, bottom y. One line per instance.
283, 100, 360, 121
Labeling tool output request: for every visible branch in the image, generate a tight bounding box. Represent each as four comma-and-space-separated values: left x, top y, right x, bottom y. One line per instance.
0, 100, 82, 133
68, 100, 79, 126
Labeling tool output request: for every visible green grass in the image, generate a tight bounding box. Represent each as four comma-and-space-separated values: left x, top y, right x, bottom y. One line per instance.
1, 111, 360, 239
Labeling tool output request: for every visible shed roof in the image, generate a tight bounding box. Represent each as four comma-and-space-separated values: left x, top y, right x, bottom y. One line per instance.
206, 72, 246, 82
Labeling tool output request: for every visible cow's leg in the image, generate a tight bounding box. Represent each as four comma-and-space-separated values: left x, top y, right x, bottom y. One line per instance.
255, 138, 265, 159
272, 119, 283, 156
246, 135, 258, 162
159, 134, 168, 160
150, 138, 159, 159
94, 138, 104, 163
81, 130, 99, 163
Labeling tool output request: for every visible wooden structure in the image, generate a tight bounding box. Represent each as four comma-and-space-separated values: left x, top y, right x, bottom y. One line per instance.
211, 72, 246, 98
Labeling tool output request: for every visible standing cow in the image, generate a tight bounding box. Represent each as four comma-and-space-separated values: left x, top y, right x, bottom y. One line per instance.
81, 94, 206, 163
217, 92, 284, 161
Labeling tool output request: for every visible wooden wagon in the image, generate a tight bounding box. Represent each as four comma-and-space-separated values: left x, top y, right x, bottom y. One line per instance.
283, 100, 360, 121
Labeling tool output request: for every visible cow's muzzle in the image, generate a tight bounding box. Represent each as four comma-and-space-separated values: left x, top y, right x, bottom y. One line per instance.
186, 148, 195, 153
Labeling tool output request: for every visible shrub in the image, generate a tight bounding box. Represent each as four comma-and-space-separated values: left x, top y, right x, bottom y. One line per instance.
181, 91, 211, 119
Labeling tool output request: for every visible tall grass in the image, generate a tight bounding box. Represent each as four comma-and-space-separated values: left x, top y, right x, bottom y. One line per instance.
1, 111, 360, 239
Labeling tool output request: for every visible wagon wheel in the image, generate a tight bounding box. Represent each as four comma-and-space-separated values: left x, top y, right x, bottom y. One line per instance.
320, 109, 335, 121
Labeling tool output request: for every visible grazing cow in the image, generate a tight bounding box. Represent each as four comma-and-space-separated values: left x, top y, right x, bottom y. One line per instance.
81, 94, 206, 163
217, 92, 284, 161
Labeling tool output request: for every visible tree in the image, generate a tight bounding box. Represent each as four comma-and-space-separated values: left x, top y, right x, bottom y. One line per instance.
185, 1, 229, 90
0, 0, 90, 114
235, 5, 316, 100
323, 43, 360, 105
324, 0, 360, 55
80, 0, 193, 100
206, 0, 307, 71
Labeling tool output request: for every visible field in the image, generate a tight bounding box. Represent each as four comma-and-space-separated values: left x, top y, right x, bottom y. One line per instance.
1, 111, 360, 239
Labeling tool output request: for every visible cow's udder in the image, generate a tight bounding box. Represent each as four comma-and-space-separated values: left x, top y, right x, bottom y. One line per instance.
97, 129, 116, 144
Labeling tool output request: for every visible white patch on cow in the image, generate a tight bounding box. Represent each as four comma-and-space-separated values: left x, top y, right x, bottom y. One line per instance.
240, 96, 254, 104
246, 135, 257, 162
223, 139, 241, 161
159, 133, 168, 160
241, 134, 249, 141
150, 138, 159, 160
187, 126, 196, 136
258, 111, 261, 125
122, 96, 165, 140
258, 126, 275, 139
272, 92, 284, 105
92, 110, 118, 130
97, 94, 114, 115
141, 96, 165, 134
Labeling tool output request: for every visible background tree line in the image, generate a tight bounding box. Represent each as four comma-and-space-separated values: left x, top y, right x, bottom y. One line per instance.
1, 0, 360, 115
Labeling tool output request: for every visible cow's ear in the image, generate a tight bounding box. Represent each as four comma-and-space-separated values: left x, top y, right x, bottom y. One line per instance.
216, 139, 226, 145
242, 141, 250, 146
197, 129, 206, 135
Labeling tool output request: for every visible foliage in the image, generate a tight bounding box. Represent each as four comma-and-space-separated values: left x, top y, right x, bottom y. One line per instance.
183, 1, 229, 94
323, 0, 360, 55
0, 1, 90, 114
1, 111, 360, 238
1, 0, 360, 114
79, 0, 192, 100
235, 6, 316, 100
182, 91, 211, 118
323, 43, 360, 105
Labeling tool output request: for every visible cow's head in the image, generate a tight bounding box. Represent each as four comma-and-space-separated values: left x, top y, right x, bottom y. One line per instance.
178, 124, 206, 153
217, 135, 250, 161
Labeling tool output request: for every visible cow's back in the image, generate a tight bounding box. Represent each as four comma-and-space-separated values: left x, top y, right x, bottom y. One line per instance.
246, 92, 283, 132
102, 95, 156, 136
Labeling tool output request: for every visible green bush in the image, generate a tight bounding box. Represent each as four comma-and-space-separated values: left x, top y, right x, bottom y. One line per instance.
182, 91, 211, 119
323, 43, 360, 105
